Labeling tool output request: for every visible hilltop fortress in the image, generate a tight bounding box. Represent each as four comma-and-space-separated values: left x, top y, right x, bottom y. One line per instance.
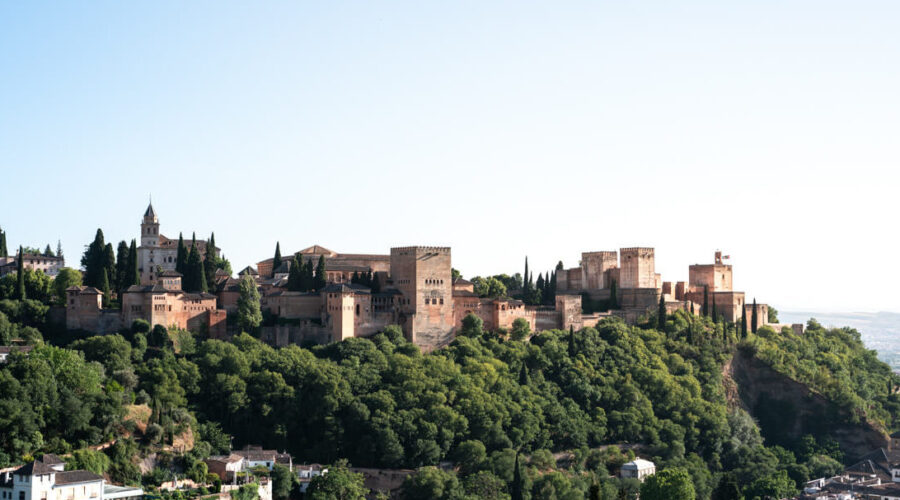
66, 204, 779, 350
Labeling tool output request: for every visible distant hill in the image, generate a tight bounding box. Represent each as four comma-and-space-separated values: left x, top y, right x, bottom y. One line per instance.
781, 311, 900, 371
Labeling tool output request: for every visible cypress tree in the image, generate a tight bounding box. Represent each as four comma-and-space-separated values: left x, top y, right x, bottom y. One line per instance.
81, 229, 106, 288
204, 233, 217, 289
272, 242, 282, 276
712, 299, 719, 324
703, 286, 709, 317
510, 452, 524, 500
16, 247, 25, 300
185, 244, 207, 293
0, 227, 7, 258
44, 244, 53, 257
519, 363, 530, 386
56, 240, 63, 261
98, 268, 110, 307
128, 239, 139, 287
370, 272, 381, 293
116, 240, 130, 294
536, 273, 545, 298
176, 233, 187, 275
751, 298, 758, 333
103, 243, 116, 290
740, 313, 748, 339
610, 279, 618, 309
314, 255, 327, 290
568, 325, 576, 357
287, 254, 303, 291
658, 294, 667, 332
523, 257, 530, 292
351, 271, 360, 285
302, 259, 314, 291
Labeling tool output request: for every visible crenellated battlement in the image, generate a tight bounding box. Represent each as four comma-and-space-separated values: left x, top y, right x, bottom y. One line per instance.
620, 247, 655, 254
391, 246, 451, 255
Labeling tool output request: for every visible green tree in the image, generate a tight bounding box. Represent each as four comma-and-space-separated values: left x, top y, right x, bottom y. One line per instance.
510, 452, 523, 500
271, 464, 295, 500
703, 286, 709, 317
0, 226, 7, 257
287, 254, 303, 292
610, 279, 618, 309
658, 294, 667, 332
751, 299, 758, 333
640, 468, 695, 500
767, 306, 779, 324
53, 268, 82, 304
16, 247, 25, 300
103, 243, 116, 293
115, 240, 130, 295
236, 274, 262, 334
711, 473, 741, 500
230, 482, 259, 500
302, 259, 314, 291
401, 466, 463, 500
743, 470, 795, 500
67, 448, 111, 474
740, 314, 748, 339
176, 233, 187, 275
44, 244, 54, 257
314, 255, 327, 291
307, 463, 368, 500
460, 313, 484, 337
205, 233, 218, 290
272, 242, 282, 276
510, 318, 530, 341
454, 440, 487, 475
185, 244, 207, 293
472, 277, 507, 299
128, 239, 139, 288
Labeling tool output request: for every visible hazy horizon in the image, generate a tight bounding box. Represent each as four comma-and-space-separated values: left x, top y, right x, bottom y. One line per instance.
2, 1, 898, 313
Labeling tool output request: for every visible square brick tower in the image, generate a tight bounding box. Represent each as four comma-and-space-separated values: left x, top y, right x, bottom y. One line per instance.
390, 247, 454, 350
619, 247, 656, 289
581, 251, 618, 289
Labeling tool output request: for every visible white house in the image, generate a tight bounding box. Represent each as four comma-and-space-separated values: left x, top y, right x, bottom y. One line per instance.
0, 456, 141, 500
295, 465, 326, 494
620, 458, 656, 482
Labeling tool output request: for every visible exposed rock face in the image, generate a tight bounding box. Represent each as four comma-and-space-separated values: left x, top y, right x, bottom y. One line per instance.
724, 350, 888, 460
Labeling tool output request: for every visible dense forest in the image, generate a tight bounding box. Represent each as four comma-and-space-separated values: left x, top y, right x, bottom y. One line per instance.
1, 265, 898, 499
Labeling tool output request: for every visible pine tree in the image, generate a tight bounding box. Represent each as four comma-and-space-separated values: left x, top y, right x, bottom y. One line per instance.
658, 294, 667, 332
204, 233, 217, 289
16, 247, 25, 300
98, 268, 110, 307
511, 452, 524, 500
176, 233, 187, 275
44, 244, 53, 257
314, 255, 327, 290
0, 227, 7, 258
272, 242, 282, 276
751, 298, 758, 333
115, 240, 130, 295
128, 239, 139, 287
287, 254, 303, 291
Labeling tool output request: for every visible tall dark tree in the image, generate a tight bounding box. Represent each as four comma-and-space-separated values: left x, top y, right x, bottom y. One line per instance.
0, 226, 7, 257
44, 244, 54, 257
568, 325, 577, 357
314, 255, 327, 291
301, 259, 314, 292
81, 229, 107, 288
712, 473, 742, 500
204, 233, 218, 289
703, 286, 709, 317
523, 257, 530, 293
176, 233, 187, 275
610, 279, 618, 309
115, 240, 130, 295
751, 298, 758, 333
510, 452, 524, 500
98, 269, 110, 307
56, 240, 63, 261
370, 272, 381, 293
658, 294, 667, 332
741, 313, 748, 339
536, 273, 545, 299
287, 254, 303, 292
712, 299, 719, 324
16, 247, 25, 300
272, 242, 282, 276
185, 244, 207, 293
128, 239, 139, 288
518, 363, 530, 386
103, 243, 116, 292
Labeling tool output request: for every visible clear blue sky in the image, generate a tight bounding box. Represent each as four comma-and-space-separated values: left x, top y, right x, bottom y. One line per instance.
1, 1, 898, 312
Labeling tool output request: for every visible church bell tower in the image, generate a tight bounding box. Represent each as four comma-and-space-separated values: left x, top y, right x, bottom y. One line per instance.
141, 202, 159, 248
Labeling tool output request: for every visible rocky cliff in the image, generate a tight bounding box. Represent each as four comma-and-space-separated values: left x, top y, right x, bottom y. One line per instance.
724, 349, 888, 460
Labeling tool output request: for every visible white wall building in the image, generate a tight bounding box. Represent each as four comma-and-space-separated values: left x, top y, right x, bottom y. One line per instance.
0, 457, 141, 500
620, 458, 656, 482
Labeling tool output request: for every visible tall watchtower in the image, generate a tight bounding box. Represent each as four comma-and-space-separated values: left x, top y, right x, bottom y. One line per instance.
390, 246, 454, 349
619, 247, 656, 289
141, 202, 160, 248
